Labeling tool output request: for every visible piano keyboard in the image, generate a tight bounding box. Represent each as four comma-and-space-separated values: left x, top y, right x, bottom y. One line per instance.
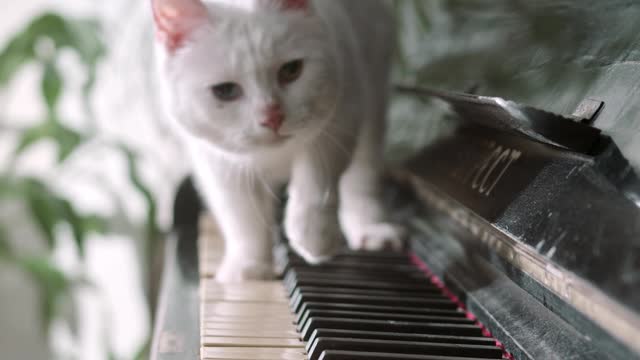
198, 215, 510, 360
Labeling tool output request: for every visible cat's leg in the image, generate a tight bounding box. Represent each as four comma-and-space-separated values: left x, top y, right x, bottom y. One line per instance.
285, 135, 352, 263
339, 160, 405, 251
338, 100, 405, 252
195, 165, 276, 283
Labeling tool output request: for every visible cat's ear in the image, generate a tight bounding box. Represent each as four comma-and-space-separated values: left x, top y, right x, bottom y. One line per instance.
151, 0, 209, 52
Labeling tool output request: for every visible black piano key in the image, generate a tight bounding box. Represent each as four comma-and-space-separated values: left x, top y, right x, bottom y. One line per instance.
332, 249, 410, 259
307, 338, 503, 360
287, 262, 426, 274
285, 248, 409, 261
284, 269, 440, 290
290, 286, 448, 302
297, 309, 474, 332
280, 249, 509, 359
318, 350, 502, 360
306, 329, 496, 352
284, 269, 431, 284
286, 269, 427, 283
291, 292, 457, 313
295, 302, 464, 324
284, 272, 441, 295
286, 257, 413, 268
286, 258, 412, 268
286, 252, 412, 263
300, 317, 484, 341
284, 268, 433, 284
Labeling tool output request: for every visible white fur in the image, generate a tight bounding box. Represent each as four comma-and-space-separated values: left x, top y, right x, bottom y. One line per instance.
154, 0, 403, 282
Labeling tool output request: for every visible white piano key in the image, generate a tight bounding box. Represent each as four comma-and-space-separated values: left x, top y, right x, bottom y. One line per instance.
201, 346, 307, 360
199, 216, 305, 360
202, 328, 300, 339
202, 336, 305, 348
201, 302, 292, 316
203, 316, 295, 325
201, 322, 297, 331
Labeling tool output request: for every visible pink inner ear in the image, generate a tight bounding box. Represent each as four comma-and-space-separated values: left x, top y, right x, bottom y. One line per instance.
280, 0, 308, 10
151, 0, 208, 52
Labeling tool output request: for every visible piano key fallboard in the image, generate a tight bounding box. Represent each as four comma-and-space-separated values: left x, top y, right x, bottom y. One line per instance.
197, 215, 510, 360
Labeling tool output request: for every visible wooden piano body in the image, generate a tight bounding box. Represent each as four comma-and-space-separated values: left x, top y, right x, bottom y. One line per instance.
151, 2, 640, 359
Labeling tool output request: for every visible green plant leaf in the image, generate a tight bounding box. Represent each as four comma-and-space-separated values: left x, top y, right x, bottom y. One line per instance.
52, 16, 105, 124
17, 255, 71, 330
57, 17, 105, 67
14, 121, 54, 156
58, 200, 108, 256
82, 215, 108, 235
0, 12, 106, 107
2, 177, 108, 255
1, 12, 103, 164
82, 70, 97, 126
15, 120, 84, 163
20, 178, 108, 253
52, 121, 83, 162
413, 0, 431, 32
119, 145, 160, 242
59, 200, 85, 255
133, 337, 150, 360
20, 13, 104, 67
41, 62, 62, 114
0, 176, 20, 199
23, 178, 62, 249
0, 23, 35, 85
0, 225, 10, 258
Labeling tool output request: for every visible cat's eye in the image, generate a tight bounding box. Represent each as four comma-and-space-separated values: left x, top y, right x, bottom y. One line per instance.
211, 82, 243, 101
278, 59, 304, 85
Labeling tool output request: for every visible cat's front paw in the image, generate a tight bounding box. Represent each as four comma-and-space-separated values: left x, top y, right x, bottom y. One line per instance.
215, 258, 274, 283
346, 222, 406, 251
285, 205, 343, 264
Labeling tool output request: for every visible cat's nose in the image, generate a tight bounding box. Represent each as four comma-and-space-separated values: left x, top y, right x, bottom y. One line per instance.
261, 103, 285, 133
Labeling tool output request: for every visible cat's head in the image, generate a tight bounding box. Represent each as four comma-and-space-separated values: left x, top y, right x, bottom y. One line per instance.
152, 0, 340, 157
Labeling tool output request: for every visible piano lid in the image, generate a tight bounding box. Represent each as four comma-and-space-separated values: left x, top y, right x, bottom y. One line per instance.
389, 1, 640, 178
396, 85, 640, 206
395, 85, 603, 155
394, 87, 640, 357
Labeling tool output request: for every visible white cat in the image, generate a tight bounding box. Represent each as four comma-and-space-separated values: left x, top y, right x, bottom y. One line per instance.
152, 0, 404, 282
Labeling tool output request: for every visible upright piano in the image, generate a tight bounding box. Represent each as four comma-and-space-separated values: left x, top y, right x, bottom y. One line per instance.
149, 85, 640, 359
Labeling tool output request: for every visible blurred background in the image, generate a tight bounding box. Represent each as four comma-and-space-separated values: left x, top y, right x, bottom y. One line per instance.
1, 1, 640, 359
1, 1, 184, 359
